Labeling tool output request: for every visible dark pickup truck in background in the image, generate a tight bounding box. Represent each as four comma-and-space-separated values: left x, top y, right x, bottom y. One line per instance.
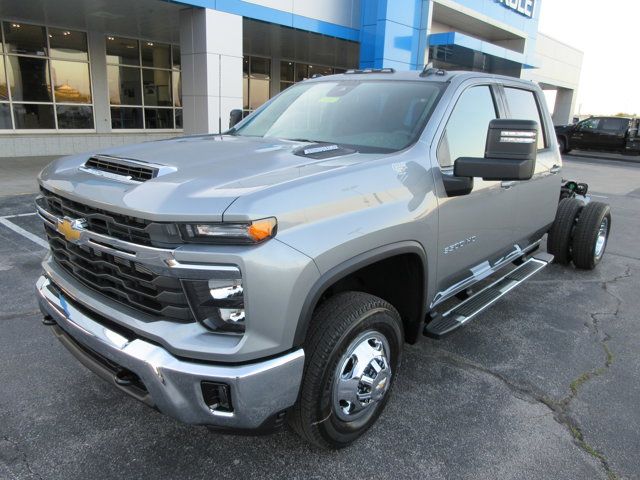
555, 116, 640, 155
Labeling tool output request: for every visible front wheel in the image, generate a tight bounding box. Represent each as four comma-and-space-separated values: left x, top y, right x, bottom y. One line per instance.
288, 291, 403, 449
558, 136, 571, 154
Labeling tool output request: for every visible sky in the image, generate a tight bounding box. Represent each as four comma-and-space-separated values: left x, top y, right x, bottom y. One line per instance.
538, 0, 640, 116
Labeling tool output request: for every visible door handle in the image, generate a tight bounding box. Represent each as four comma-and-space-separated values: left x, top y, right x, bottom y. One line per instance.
501, 181, 517, 189
550, 164, 561, 174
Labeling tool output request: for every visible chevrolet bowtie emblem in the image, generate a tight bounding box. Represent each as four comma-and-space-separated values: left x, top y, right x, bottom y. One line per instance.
57, 217, 86, 243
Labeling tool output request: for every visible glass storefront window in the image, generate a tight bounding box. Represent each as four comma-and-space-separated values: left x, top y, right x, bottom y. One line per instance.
144, 108, 173, 129
49, 29, 88, 61
106, 37, 139, 66
172, 45, 181, 70
0, 20, 93, 130
0, 56, 7, 100
142, 69, 171, 106
281, 61, 294, 82
244, 55, 271, 113
0, 103, 11, 128
3, 22, 47, 56
172, 70, 181, 107
107, 65, 142, 105
141, 42, 170, 69
6, 56, 52, 102
56, 105, 94, 129
110, 107, 143, 129
107, 35, 182, 129
51, 60, 92, 103
13, 103, 55, 129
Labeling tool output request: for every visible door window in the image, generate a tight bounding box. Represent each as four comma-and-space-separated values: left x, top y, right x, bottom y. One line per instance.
578, 118, 600, 131
504, 87, 546, 149
437, 85, 497, 168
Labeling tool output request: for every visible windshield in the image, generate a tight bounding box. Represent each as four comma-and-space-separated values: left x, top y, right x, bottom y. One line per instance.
232, 80, 444, 153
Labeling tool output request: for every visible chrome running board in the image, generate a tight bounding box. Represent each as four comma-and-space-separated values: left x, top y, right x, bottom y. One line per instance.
424, 252, 553, 338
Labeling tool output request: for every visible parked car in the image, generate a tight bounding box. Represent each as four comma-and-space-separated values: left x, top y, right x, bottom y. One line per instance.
36, 68, 611, 449
555, 116, 640, 155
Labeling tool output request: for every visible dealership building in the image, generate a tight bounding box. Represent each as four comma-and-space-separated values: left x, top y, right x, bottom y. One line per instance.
0, 0, 582, 157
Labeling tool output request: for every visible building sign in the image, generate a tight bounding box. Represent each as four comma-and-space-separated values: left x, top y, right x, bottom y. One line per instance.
497, 0, 535, 18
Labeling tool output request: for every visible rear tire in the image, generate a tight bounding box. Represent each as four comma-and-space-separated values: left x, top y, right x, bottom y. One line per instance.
288, 291, 403, 449
548, 198, 583, 264
571, 202, 611, 270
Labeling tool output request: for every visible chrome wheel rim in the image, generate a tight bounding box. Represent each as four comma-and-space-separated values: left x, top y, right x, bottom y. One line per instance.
332, 330, 392, 422
594, 217, 609, 260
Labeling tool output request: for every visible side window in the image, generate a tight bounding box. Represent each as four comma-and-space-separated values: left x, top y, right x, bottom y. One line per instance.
600, 117, 629, 132
437, 85, 497, 168
578, 118, 600, 131
504, 87, 546, 149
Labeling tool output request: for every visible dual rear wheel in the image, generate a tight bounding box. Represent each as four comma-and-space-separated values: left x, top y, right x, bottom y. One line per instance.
548, 198, 611, 269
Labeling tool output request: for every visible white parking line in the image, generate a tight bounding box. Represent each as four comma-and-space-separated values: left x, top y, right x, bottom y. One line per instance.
0, 216, 49, 249
0, 212, 38, 219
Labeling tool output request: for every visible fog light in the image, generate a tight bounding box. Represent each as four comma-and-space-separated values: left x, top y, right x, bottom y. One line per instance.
201, 382, 233, 413
183, 275, 245, 333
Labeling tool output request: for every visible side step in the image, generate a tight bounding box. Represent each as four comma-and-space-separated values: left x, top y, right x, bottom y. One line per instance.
424, 252, 553, 338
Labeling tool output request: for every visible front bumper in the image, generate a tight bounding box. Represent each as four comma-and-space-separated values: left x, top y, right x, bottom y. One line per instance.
36, 275, 305, 430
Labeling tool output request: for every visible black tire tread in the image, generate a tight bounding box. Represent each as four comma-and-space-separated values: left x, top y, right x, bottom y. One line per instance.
548, 197, 583, 264
288, 291, 401, 449
572, 202, 611, 270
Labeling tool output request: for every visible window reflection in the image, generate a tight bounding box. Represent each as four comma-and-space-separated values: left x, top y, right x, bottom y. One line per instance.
0, 103, 11, 129
49, 29, 88, 61
0, 56, 8, 100
108, 65, 141, 105
3, 22, 47, 56
57, 105, 94, 129
51, 60, 91, 103
110, 107, 143, 129
172, 70, 181, 107
7, 56, 52, 102
106, 37, 139, 66
107, 35, 182, 129
141, 42, 170, 69
144, 108, 173, 129
13, 103, 55, 129
143, 69, 171, 106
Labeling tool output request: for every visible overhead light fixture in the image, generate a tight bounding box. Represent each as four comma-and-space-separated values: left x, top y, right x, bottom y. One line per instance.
107, 36, 115, 41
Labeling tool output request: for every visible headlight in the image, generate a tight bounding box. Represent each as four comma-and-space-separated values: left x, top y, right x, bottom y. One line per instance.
180, 217, 277, 244
183, 276, 246, 333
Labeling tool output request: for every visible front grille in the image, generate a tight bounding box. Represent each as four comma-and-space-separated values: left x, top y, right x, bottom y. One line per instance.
39, 187, 155, 246
85, 156, 157, 182
45, 223, 194, 322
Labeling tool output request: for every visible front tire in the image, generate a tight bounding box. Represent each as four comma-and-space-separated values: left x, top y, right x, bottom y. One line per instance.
289, 291, 403, 449
572, 202, 611, 269
558, 136, 571, 154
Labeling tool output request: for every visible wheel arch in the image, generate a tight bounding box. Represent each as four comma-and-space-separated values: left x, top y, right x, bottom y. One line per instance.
293, 241, 428, 347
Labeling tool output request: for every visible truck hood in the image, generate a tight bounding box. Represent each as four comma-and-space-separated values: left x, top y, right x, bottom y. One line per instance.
38, 135, 373, 221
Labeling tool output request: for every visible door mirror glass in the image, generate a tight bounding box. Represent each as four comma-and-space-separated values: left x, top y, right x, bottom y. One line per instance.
229, 109, 243, 128
454, 119, 537, 181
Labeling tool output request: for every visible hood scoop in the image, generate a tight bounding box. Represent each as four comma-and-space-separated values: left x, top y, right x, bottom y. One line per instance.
80, 155, 175, 183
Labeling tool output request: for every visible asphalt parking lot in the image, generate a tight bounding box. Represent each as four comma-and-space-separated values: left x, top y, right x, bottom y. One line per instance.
1, 155, 639, 480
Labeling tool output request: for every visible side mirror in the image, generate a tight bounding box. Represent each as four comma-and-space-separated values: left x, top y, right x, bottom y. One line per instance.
229, 109, 243, 129
454, 119, 537, 181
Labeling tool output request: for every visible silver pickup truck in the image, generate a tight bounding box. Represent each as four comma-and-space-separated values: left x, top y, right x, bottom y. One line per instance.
35, 68, 611, 449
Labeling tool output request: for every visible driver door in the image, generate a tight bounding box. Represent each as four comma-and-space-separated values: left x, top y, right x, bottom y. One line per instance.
432, 83, 519, 301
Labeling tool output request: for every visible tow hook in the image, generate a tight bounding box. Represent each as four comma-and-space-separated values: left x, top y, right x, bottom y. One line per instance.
114, 369, 138, 387
42, 314, 56, 326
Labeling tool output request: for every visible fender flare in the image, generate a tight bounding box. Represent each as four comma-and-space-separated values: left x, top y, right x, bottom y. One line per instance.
293, 241, 429, 346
